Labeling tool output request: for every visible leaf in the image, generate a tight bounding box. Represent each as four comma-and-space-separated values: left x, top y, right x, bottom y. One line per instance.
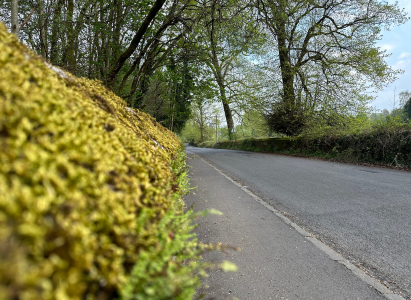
219, 261, 237, 272
194, 208, 223, 218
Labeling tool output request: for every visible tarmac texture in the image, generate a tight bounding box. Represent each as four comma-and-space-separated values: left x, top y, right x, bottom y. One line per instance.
185, 147, 406, 300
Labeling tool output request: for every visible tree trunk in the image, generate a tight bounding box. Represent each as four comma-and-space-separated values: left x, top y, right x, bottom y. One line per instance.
87, 5, 94, 77
275, 3, 295, 107
219, 84, 234, 140
50, 0, 64, 64
66, 0, 76, 73
200, 105, 204, 142
106, 0, 166, 87
11, 0, 18, 38
37, 0, 47, 58
209, 0, 235, 140
112, 0, 123, 62
169, 92, 176, 132
64, 0, 93, 74
96, 2, 105, 79
212, 60, 235, 140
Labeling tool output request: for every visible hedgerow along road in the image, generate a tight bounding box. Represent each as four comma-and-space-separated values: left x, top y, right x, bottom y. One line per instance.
187, 146, 411, 299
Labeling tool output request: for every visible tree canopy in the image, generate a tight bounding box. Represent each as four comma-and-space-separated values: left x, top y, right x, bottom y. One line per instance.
1, 0, 408, 136
257, 0, 408, 135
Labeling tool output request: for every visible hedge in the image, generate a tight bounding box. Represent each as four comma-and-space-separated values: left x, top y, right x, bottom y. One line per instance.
0, 23, 203, 300
195, 124, 411, 169
293, 123, 411, 168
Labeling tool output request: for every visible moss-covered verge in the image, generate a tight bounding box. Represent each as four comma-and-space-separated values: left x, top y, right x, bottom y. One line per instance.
195, 123, 411, 170
0, 24, 205, 300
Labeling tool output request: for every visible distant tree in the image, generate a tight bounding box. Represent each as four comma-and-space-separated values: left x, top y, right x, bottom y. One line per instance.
192, 100, 216, 142
382, 109, 390, 117
196, 0, 266, 140
181, 119, 202, 143
370, 112, 384, 123
238, 110, 270, 138
142, 55, 193, 134
397, 91, 411, 121
404, 98, 411, 121
399, 91, 411, 108
390, 107, 405, 119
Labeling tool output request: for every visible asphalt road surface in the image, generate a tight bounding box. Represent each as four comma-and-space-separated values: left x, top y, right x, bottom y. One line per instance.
186, 146, 411, 299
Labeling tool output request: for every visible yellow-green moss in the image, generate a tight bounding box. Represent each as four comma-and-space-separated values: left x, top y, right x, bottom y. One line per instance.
0, 23, 196, 300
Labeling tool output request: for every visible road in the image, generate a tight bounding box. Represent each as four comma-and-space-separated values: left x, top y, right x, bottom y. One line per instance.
186, 146, 411, 299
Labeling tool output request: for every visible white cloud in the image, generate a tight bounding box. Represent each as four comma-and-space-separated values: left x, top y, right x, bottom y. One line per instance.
399, 52, 410, 59
379, 44, 396, 52
393, 60, 407, 69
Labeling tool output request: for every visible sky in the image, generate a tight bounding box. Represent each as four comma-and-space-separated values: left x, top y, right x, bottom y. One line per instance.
373, 0, 411, 111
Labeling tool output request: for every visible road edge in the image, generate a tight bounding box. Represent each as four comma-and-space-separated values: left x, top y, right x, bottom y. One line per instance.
188, 150, 405, 300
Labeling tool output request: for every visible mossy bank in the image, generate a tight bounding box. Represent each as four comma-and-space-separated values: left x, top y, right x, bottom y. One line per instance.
0, 23, 203, 300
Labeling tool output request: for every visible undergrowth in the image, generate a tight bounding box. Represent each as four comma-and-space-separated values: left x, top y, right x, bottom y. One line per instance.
121, 146, 206, 300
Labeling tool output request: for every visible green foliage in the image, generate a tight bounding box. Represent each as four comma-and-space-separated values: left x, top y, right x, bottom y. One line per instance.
180, 99, 220, 144
300, 113, 373, 139
180, 120, 203, 144
141, 58, 193, 134
404, 98, 411, 120
2, 0, 408, 140
196, 0, 269, 138
259, 0, 407, 136
293, 118, 411, 168
197, 137, 294, 152
236, 110, 270, 138
200, 119, 411, 169
120, 209, 201, 300
265, 102, 308, 136
170, 147, 192, 209
121, 148, 205, 300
